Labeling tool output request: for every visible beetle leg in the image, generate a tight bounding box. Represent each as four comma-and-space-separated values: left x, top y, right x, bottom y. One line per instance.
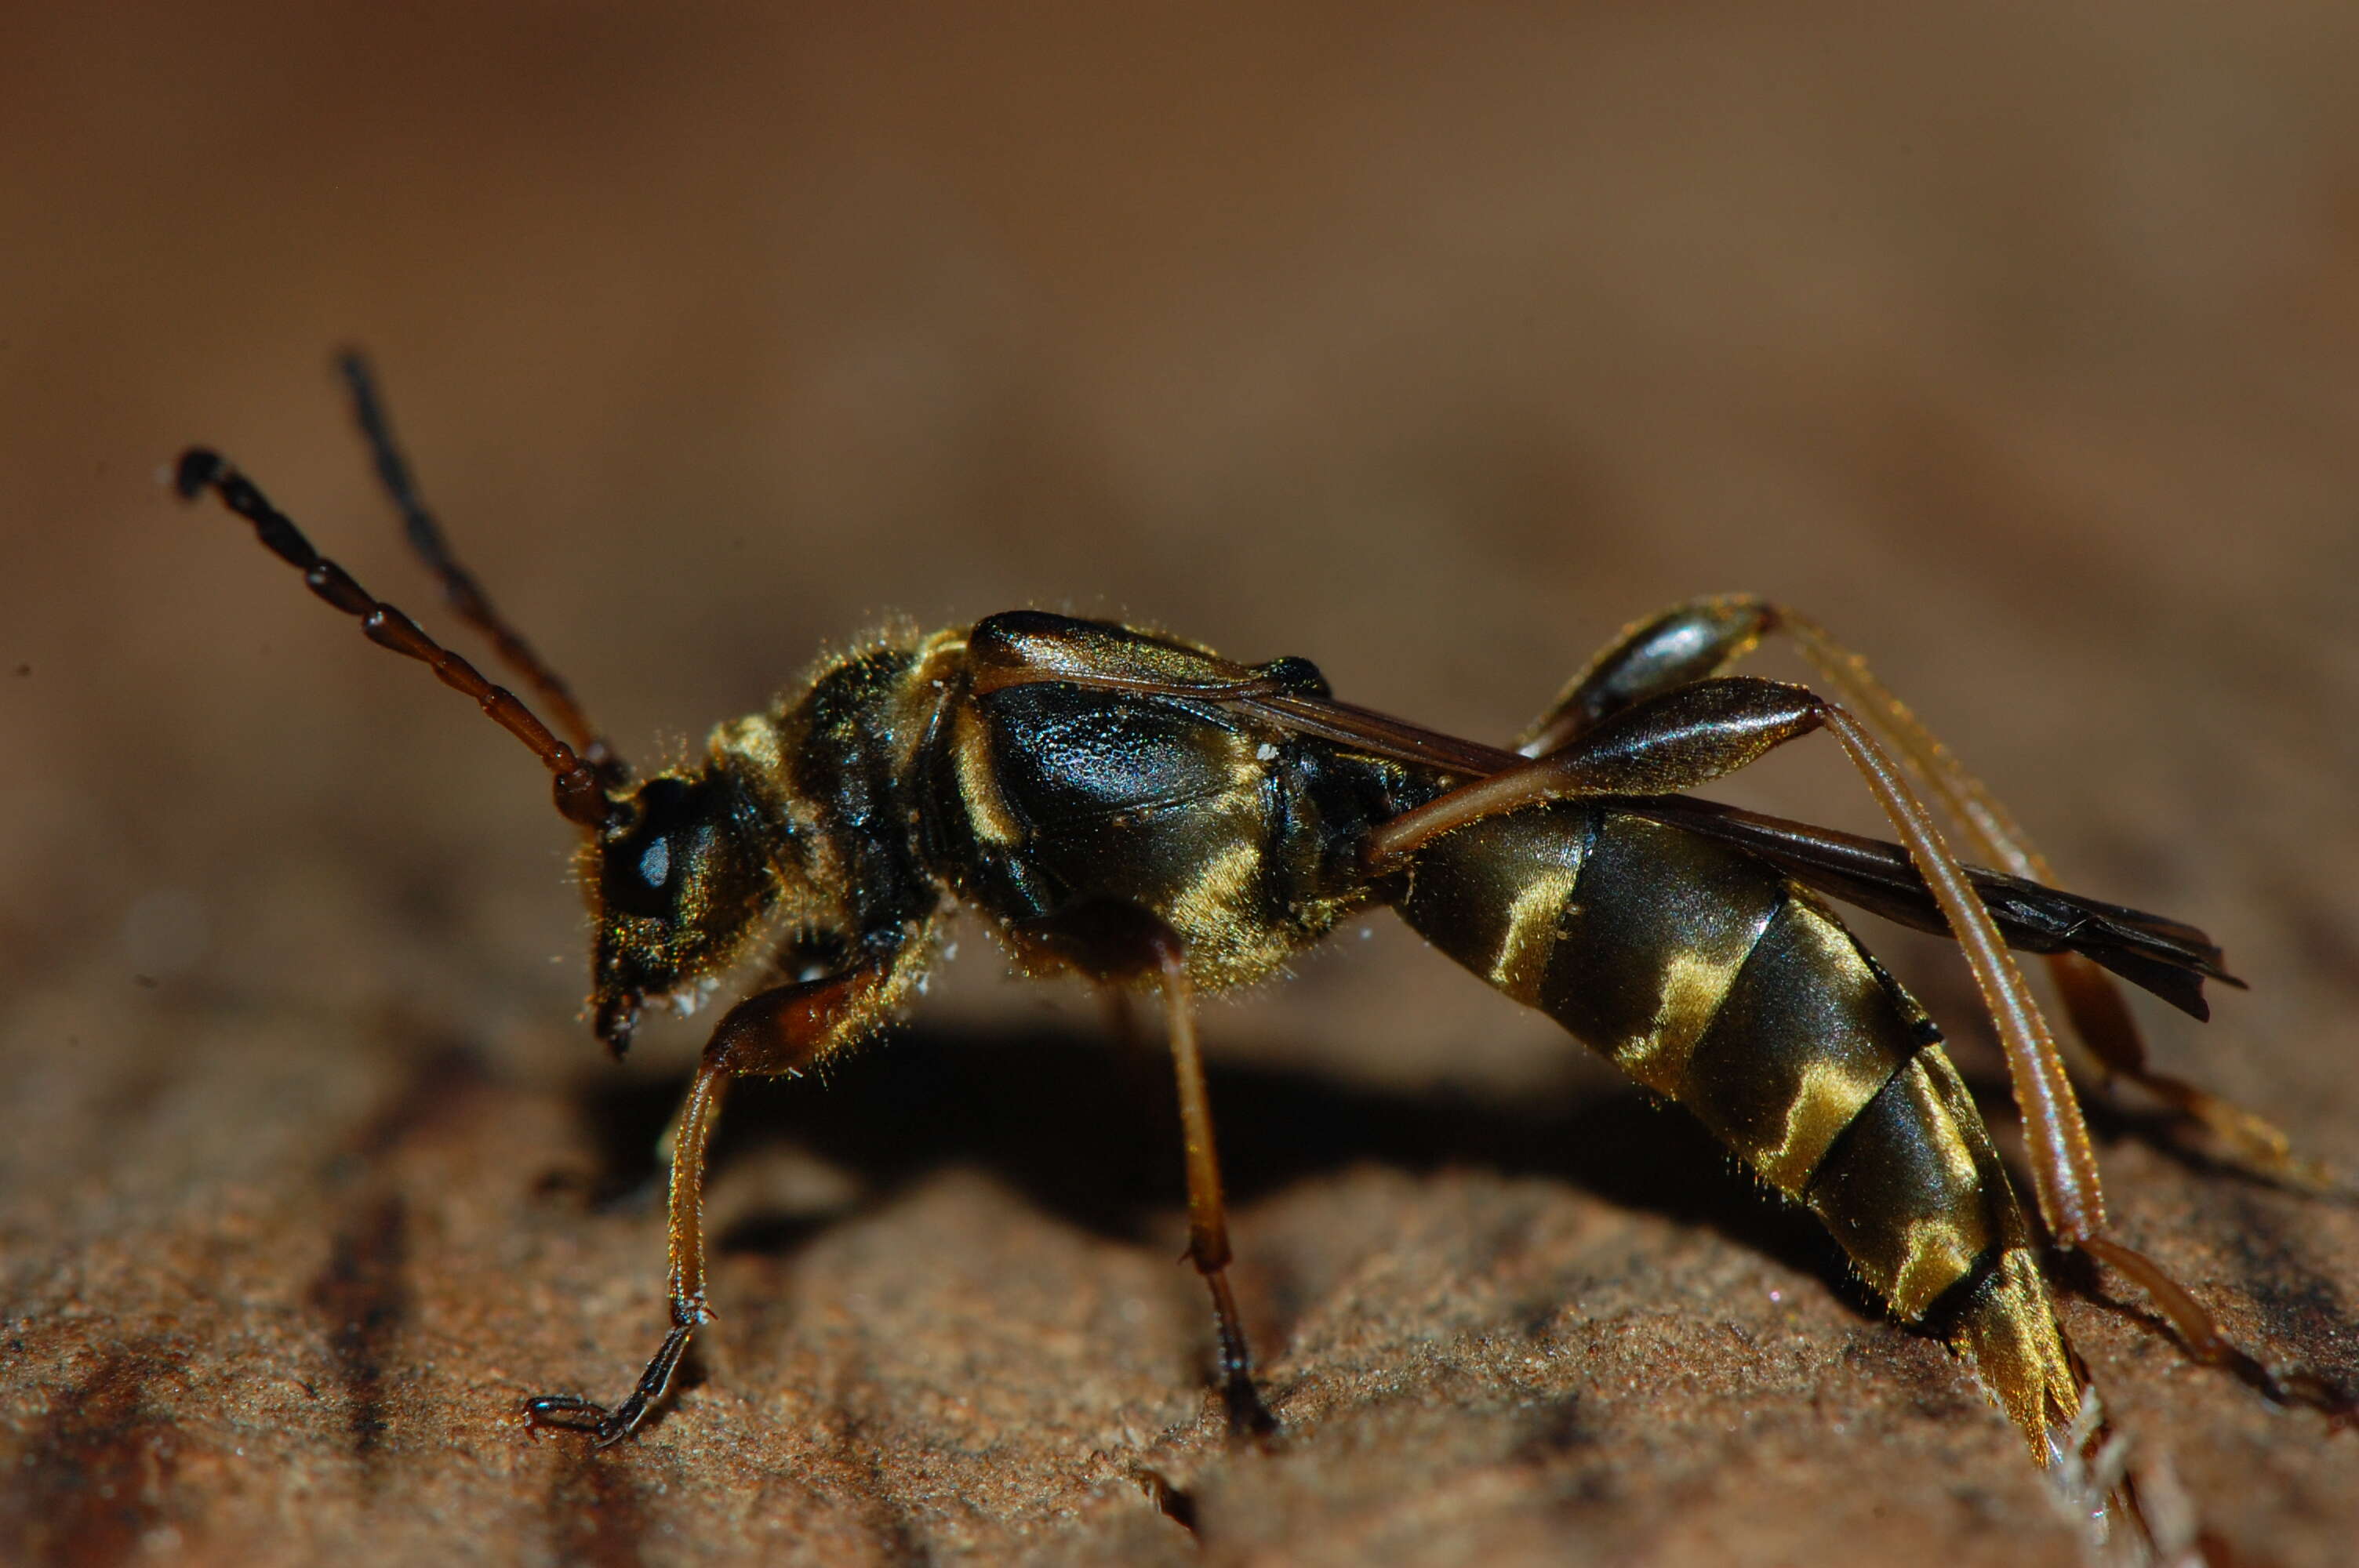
1376, 675, 2352, 1413
1529, 595, 2333, 1192
1771, 604, 2338, 1192
1383, 674, 2113, 1243
1382, 677, 2107, 1247
1812, 706, 2114, 1244
1016, 898, 1277, 1439
525, 961, 902, 1445
1367, 675, 1831, 869
1518, 594, 1777, 755
1774, 622, 2347, 1403
1383, 675, 2110, 1244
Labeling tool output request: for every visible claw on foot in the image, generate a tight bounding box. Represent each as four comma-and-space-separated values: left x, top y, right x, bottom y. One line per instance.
1222, 1370, 1278, 1442
522, 1393, 643, 1447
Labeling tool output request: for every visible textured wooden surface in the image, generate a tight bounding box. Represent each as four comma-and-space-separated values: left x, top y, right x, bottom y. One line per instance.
5, 5, 2359, 1564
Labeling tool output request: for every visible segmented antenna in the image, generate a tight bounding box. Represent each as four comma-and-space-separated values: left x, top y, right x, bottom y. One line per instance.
336, 351, 628, 791
172, 448, 623, 833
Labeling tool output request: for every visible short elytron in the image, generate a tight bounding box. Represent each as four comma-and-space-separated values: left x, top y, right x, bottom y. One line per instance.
176, 356, 2346, 1558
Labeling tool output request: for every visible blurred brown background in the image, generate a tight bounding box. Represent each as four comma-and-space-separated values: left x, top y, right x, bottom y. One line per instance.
4, 5, 2357, 1564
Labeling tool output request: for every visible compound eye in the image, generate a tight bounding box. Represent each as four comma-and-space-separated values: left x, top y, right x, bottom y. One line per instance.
637, 835, 672, 892
603, 775, 707, 919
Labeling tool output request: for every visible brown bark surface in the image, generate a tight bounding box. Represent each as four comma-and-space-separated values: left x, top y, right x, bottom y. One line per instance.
5, 7, 2358, 1564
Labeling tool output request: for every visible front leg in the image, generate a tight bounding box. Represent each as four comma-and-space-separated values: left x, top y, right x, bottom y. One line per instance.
526, 959, 907, 1445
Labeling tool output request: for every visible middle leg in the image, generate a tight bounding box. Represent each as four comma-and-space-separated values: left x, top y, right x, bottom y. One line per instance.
1017, 896, 1277, 1438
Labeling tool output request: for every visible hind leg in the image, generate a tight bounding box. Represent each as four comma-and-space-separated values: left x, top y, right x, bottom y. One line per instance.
1525, 595, 2333, 1192
1390, 658, 2350, 1417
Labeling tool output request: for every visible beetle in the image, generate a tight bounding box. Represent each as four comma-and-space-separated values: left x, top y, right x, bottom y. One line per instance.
175, 354, 2346, 1555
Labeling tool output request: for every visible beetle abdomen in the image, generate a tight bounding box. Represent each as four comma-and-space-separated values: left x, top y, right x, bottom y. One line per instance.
1394, 804, 2081, 1453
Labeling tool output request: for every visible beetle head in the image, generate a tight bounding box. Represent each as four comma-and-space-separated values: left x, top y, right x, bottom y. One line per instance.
586, 770, 775, 1058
